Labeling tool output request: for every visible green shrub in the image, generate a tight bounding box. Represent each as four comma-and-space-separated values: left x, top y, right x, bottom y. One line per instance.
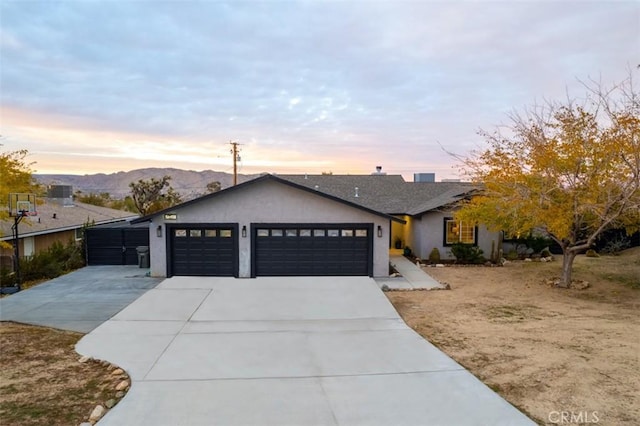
540, 248, 552, 258
20, 240, 85, 282
428, 248, 441, 263
505, 249, 519, 261
450, 243, 485, 264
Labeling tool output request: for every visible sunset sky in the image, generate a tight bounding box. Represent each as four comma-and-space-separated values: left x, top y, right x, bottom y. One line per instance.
0, 1, 637, 180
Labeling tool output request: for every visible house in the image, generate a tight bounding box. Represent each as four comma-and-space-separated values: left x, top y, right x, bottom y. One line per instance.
281, 173, 500, 261
132, 174, 403, 278
0, 195, 138, 261
133, 172, 498, 279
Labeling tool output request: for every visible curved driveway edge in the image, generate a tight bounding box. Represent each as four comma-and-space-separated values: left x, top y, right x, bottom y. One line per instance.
0, 266, 162, 333
76, 276, 535, 426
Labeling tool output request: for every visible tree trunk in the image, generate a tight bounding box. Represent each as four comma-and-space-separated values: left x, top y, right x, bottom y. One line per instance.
559, 250, 577, 288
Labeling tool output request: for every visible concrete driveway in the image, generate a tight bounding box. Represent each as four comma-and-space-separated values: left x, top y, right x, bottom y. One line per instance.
77, 276, 534, 426
0, 266, 162, 333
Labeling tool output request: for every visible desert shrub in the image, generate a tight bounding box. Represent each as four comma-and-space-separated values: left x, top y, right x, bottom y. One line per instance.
450, 243, 485, 264
20, 240, 85, 282
505, 249, 519, 261
540, 248, 552, 258
428, 248, 441, 263
585, 249, 600, 258
600, 237, 631, 256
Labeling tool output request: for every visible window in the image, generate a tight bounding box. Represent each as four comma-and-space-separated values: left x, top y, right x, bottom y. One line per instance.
313, 229, 325, 237
175, 229, 187, 237
444, 219, 476, 245
341, 229, 354, 237
355, 229, 367, 237
75, 228, 84, 240
219, 229, 232, 238
190, 229, 202, 237
257, 229, 269, 237
271, 229, 283, 237
205, 230, 217, 237
300, 229, 311, 237
327, 229, 339, 237
285, 229, 297, 237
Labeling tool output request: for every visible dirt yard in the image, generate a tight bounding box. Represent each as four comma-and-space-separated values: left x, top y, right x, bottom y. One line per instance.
0, 322, 128, 426
387, 248, 640, 425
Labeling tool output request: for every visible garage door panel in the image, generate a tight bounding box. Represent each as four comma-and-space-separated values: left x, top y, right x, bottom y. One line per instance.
169, 225, 238, 277
253, 224, 372, 276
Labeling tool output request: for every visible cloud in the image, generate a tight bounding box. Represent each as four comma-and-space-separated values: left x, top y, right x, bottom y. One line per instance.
0, 1, 637, 179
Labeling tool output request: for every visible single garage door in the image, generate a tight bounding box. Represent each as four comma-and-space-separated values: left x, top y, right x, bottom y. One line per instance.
86, 225, 149, 265
169, 224, 238, 277
252, 224, 373, 276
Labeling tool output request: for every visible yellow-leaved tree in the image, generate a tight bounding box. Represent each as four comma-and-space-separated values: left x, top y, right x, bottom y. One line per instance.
0, 149, 41, 248
456, 74, 640, 288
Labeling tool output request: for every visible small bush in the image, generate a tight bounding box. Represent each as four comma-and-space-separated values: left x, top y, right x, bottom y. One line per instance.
585, 249, 600, 258
540, 248, 552, 258
450, 243, 485, 264
20, 240, 85, 282
600, 237, 631, 256
505, 249, 519, 261
428, 248, 441, 263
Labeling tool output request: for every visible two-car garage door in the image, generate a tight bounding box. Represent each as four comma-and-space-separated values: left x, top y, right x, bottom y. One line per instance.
252, 224, 373, 276
167, 223, 373, 277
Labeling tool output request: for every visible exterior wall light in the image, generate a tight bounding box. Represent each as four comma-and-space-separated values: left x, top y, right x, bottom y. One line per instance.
156, 225, 162, 238
377, 225, 382, 238
242, 225, 247, 238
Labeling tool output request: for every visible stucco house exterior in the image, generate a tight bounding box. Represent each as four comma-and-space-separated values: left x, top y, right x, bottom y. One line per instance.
281, 174, 500, 261
134, 173, 498, 279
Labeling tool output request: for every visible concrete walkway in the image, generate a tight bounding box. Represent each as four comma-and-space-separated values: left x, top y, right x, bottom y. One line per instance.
0, 266, 162, 333
77, 276, 534, 426
386, 253, 445, 290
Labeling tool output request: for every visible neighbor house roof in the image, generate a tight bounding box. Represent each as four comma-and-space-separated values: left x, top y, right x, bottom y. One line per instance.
0, 200, 138, 241
279, 174, 477, 216
132, 174, 405, 224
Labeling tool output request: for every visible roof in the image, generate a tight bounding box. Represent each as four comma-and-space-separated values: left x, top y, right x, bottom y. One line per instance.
132, 174, 405, 224
280, 174, 477, 216
1, 200, 138, 241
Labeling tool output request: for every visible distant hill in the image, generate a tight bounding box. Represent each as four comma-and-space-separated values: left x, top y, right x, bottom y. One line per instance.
35, 168, 264, 200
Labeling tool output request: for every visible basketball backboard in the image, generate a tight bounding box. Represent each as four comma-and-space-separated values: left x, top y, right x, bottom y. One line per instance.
8, 193, 37, 217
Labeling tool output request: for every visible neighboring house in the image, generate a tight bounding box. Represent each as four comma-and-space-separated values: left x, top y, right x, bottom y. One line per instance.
281, 173, 500, 261
133, 172, 498, 279
0, 198, 138, 260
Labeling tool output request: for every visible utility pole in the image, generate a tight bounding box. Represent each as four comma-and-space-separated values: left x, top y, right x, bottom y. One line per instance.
230, 141, 241, 186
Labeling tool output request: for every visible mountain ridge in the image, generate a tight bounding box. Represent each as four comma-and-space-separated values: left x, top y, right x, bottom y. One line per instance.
35, 168, 264, 199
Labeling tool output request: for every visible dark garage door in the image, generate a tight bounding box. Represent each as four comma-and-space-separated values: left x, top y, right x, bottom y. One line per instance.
252, 224, 373, 276
86, 226, 149, 265
169, 225, 238, 277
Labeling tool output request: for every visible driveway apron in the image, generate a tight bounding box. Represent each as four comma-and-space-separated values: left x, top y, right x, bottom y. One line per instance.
0, 266, 162, 333
77, 276, 535, 426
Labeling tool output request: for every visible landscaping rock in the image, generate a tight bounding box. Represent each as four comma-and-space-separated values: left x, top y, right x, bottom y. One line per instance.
115, 391, 125, 398
105, 399, 116, 409
111, 368, 124, 376
89, 405, 105, 422
571, 280, 590, 290
78, 356, 91, 363
115, 380, 129, 391
381, 284, 390, 292
435, 264, 445, 268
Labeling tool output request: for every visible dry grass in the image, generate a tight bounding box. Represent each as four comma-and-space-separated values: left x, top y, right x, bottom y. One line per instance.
387, 248, 640, 426
0, 322, 127, 426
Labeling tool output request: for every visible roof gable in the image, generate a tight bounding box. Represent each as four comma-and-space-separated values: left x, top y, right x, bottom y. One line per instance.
132, 174, 404, 223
